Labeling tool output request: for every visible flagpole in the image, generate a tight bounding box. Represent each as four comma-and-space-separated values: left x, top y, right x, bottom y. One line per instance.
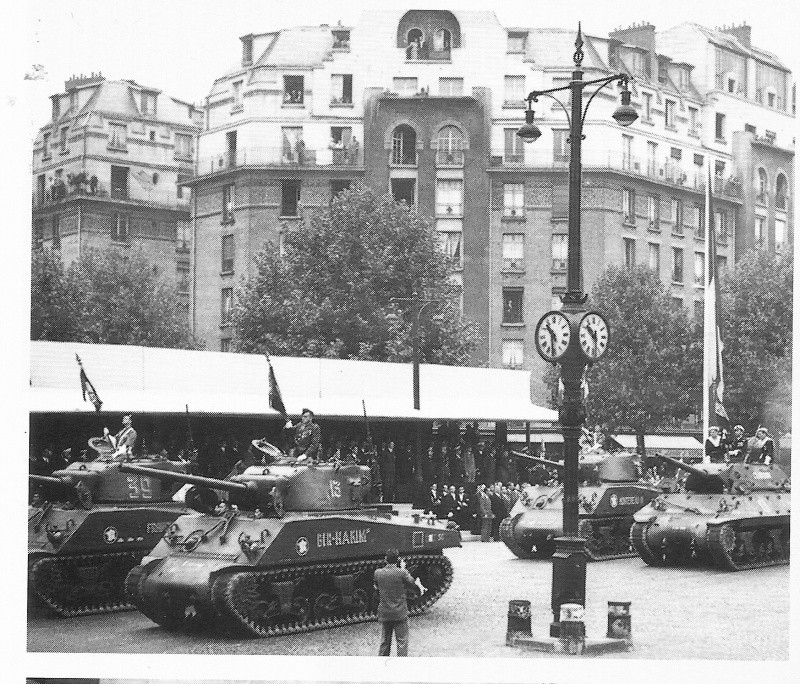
702, 162, 712, 461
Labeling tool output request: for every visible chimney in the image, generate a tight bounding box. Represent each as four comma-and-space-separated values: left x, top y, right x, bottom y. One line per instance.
609, 22, 656, 52
720, 22, 751, 49
65, 72, 104, 91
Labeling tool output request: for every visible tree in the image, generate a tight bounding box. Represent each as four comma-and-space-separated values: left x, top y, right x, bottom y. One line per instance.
30, 247, 200, 349
720, 249, 792, 435
546, 266, 701, 453
234, 186, 481, 363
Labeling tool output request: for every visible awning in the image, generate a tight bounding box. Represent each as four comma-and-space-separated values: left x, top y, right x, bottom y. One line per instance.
612, 434, 703, 451
507, 432, 564, 443
30, 341, 281, 416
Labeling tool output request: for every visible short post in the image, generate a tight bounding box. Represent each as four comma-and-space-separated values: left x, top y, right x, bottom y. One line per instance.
607, 601, 632, 643
558, 603, 586, 655
506, 600, 532, 645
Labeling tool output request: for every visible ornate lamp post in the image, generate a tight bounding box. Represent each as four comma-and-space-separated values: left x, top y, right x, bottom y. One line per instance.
518, 24, 636, 637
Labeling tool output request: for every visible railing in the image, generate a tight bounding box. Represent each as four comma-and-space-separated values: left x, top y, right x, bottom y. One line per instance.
32, 186, 190, 210
389, 149, 417, 166
196, 146, 364, 175
776, 194, 787, 210
435, 149, 464, 166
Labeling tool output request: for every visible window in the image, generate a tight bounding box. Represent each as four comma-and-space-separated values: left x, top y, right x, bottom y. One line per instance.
176, 219, 190, 251
221, 234, 235, 273
112, 213, 129, 242
671, 198, 683, 231
110, 165, 129, 199
433, 29, 452, 53
436, 179, 463, 215
232, 81, 243, 110
622, 188, 635, 224
714, 160, 726, 178
175, 133, 193, 160
149, 131, 156, 142
757, 168, 768, 203
502, 288, 524, 324
34, 218, 44, 248
552, 234, 567, 270
177, 174, 190, 200
624, 238, 636, 268
109, 123, 127, 149
775, 219, 786, 252
438, 231, 462, 267
504, 76, 525, 105
502, 340, 524, 369
503, 183, 524, 217
69, 90, 78, 112
60, 127, 68, 152
391, 125, 417, 165
436, 125, 464, 165
502, 234, 524, 271
281, 127, 303, 163
332, 29, 350, 50
694, 204, 705, 237
670, 147, 682, 161
331, 180, 351, 199
227, 130, 238, 167
36, 174, 46, 207
665, 100, 676, 129
220, 338, 232, 353
646, 141, 658, 175
52, 96, 60, 120
242, 36, 253, 65
688, 107, 699, 134
622, 134, 633, 170
755, 215, 766, 247
51, 215, 60, 249
141, 91, 157, 116
504, 128, 524, 163
671, 247, 684, 283
647, 195, 659, 230
391, 178, 415, 205
330, 126, 353, 163
42, 132, 51, 158
222, 184, 235, 223
553, 130, 569, 163
177, 262, 190, 295
715, 113, 726, 141
392, 77, 418, 96
694, 252, 705, 285
507, 32, 526, 53
221, 287, 234, 325
281, 180, 301, 216
331, 74, 353, 104
283, 75, 304, 104
716, 255, 727, 276
775, 173, 788, 210
714, 210, 727, 237
439, 77, 463, 96
643, 92, 652, 121
648, 242, 660, 271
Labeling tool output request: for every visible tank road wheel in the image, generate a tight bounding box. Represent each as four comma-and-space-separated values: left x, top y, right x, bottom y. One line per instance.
313, 591, 341, 622
630, 521, 666, 567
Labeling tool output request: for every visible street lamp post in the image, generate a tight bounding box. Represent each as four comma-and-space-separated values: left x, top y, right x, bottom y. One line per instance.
518, 24, 637, 637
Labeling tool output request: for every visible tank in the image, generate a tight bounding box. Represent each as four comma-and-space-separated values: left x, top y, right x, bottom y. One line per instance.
121, 440, 461, 637
631, 454, 790, 570
500, 451, 660, 561
28, 437, 190, 616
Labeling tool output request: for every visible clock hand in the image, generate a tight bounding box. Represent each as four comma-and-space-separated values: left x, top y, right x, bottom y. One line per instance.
587, 325, 598, 342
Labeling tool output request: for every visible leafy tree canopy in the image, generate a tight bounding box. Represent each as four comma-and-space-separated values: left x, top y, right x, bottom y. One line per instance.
31, 247, 200, 349
234, 186, 481, 363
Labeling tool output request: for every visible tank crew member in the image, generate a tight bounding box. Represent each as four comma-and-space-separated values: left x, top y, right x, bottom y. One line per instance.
726, 424, 748, 462
746, 426, 774, 464
285, 408, 321, 461
704, 426, 726, 463
104, 414, 138, 459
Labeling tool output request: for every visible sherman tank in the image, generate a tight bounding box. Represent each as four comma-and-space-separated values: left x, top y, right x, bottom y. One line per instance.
500, 451, 660, 561
631, 453, 790, 570
28, 438, 190, 616
121, 440, 460, 637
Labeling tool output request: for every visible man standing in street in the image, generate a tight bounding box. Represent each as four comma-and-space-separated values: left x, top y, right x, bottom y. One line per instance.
476, 483, 493, 542
104, 414, 138, 459
373, 548, 420, 656
285, 408, 321, 461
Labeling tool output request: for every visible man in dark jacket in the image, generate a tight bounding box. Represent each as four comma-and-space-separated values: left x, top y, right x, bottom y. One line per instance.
489, 482, 508, 541
373, 548, 420, 656
286, 408, 321, 461
476, 483, 493, 542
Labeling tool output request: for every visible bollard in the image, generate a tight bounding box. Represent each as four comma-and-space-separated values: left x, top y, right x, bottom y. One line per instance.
607, 601, 632, 642
506, 600, 532, 645
558, 603, 586, 655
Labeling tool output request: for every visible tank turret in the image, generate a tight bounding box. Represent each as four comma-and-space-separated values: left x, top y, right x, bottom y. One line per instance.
631, 454, 790, 570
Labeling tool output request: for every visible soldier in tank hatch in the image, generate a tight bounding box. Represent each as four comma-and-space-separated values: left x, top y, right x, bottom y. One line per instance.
285, 408, 321, 461
104, 414, 138, 459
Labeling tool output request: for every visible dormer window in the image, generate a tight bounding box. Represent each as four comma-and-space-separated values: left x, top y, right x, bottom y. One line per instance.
51, 97, 60, 120
507, 32, 526, 54
242, 36, 253, 66
332, 29, 350, 50
232, 80, 243, 111
141, 91, 157, 116
69, 90, 78, 112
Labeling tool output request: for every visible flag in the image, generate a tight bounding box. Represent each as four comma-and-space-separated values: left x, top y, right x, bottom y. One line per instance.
76, 354, 103, 411
265, 354, 287, 418
703, 166, 729, 448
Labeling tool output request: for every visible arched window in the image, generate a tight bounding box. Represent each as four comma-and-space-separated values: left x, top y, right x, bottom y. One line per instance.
434, 29, 452, 53
436, 125, 464, 165
776, 173, 788, 210
406, 28, 423, 46
391, 125, 417, 165
757, 168, 768, 202
405, 28, 424, 59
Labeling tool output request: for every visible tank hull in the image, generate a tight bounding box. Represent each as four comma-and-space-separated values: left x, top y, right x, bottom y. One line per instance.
126, 507, 461, 636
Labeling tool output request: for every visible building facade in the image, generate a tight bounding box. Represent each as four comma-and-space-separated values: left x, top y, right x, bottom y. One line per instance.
187, 11, 794, 402
31, 74, 203, 308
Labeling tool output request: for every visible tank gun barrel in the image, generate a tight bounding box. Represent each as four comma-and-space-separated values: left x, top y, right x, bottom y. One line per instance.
120, 464, 249, 493
29, 474, 69, 486
656, 453, 710, 478
511, 450, 564, 470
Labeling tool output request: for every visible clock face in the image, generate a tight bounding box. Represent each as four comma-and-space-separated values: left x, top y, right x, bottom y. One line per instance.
579, 312, 609, 360
535, 311, 572, 361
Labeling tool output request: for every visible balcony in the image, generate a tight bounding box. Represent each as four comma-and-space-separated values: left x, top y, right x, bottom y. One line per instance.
776, 194, 787, 210
32, 185, 190, 211
435, 149, 464, 166
196, 146, 364, 175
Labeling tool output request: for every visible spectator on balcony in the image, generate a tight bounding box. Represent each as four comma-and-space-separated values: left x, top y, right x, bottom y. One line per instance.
347, 136, 360, 165
89, 175, 98, 194
296, 138, 306, 165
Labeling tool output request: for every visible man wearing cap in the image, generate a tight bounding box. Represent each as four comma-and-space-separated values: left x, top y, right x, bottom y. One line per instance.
285, 408, 321, 461
746, 427, 774, 464
373, 548, 421, 656
727, 425, 748, 462
705, 426, 726, 463
104, 415, 138, 459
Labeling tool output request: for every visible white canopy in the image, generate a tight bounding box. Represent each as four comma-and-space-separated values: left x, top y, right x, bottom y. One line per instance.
612, 434, 703, 451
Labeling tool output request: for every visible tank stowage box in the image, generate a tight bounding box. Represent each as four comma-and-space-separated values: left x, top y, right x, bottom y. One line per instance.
122, 444, 461, 637
500, 452, 660, 561
631, 454, 790, 570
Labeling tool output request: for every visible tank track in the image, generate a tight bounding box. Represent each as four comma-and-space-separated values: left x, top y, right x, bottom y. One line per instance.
578, 518, 637, 561
707, 520, 790, 571
128, 553, 453, 637
29, 551, 142, 616
499, 516, 534, 559
629, 521, 666, 566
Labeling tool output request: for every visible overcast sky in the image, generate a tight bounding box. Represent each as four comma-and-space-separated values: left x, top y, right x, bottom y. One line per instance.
17, 0, 800, 138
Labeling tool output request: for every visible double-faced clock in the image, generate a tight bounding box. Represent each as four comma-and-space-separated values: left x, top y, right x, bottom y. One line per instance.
578, 311, 609, 361
535, 311, 572, 362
